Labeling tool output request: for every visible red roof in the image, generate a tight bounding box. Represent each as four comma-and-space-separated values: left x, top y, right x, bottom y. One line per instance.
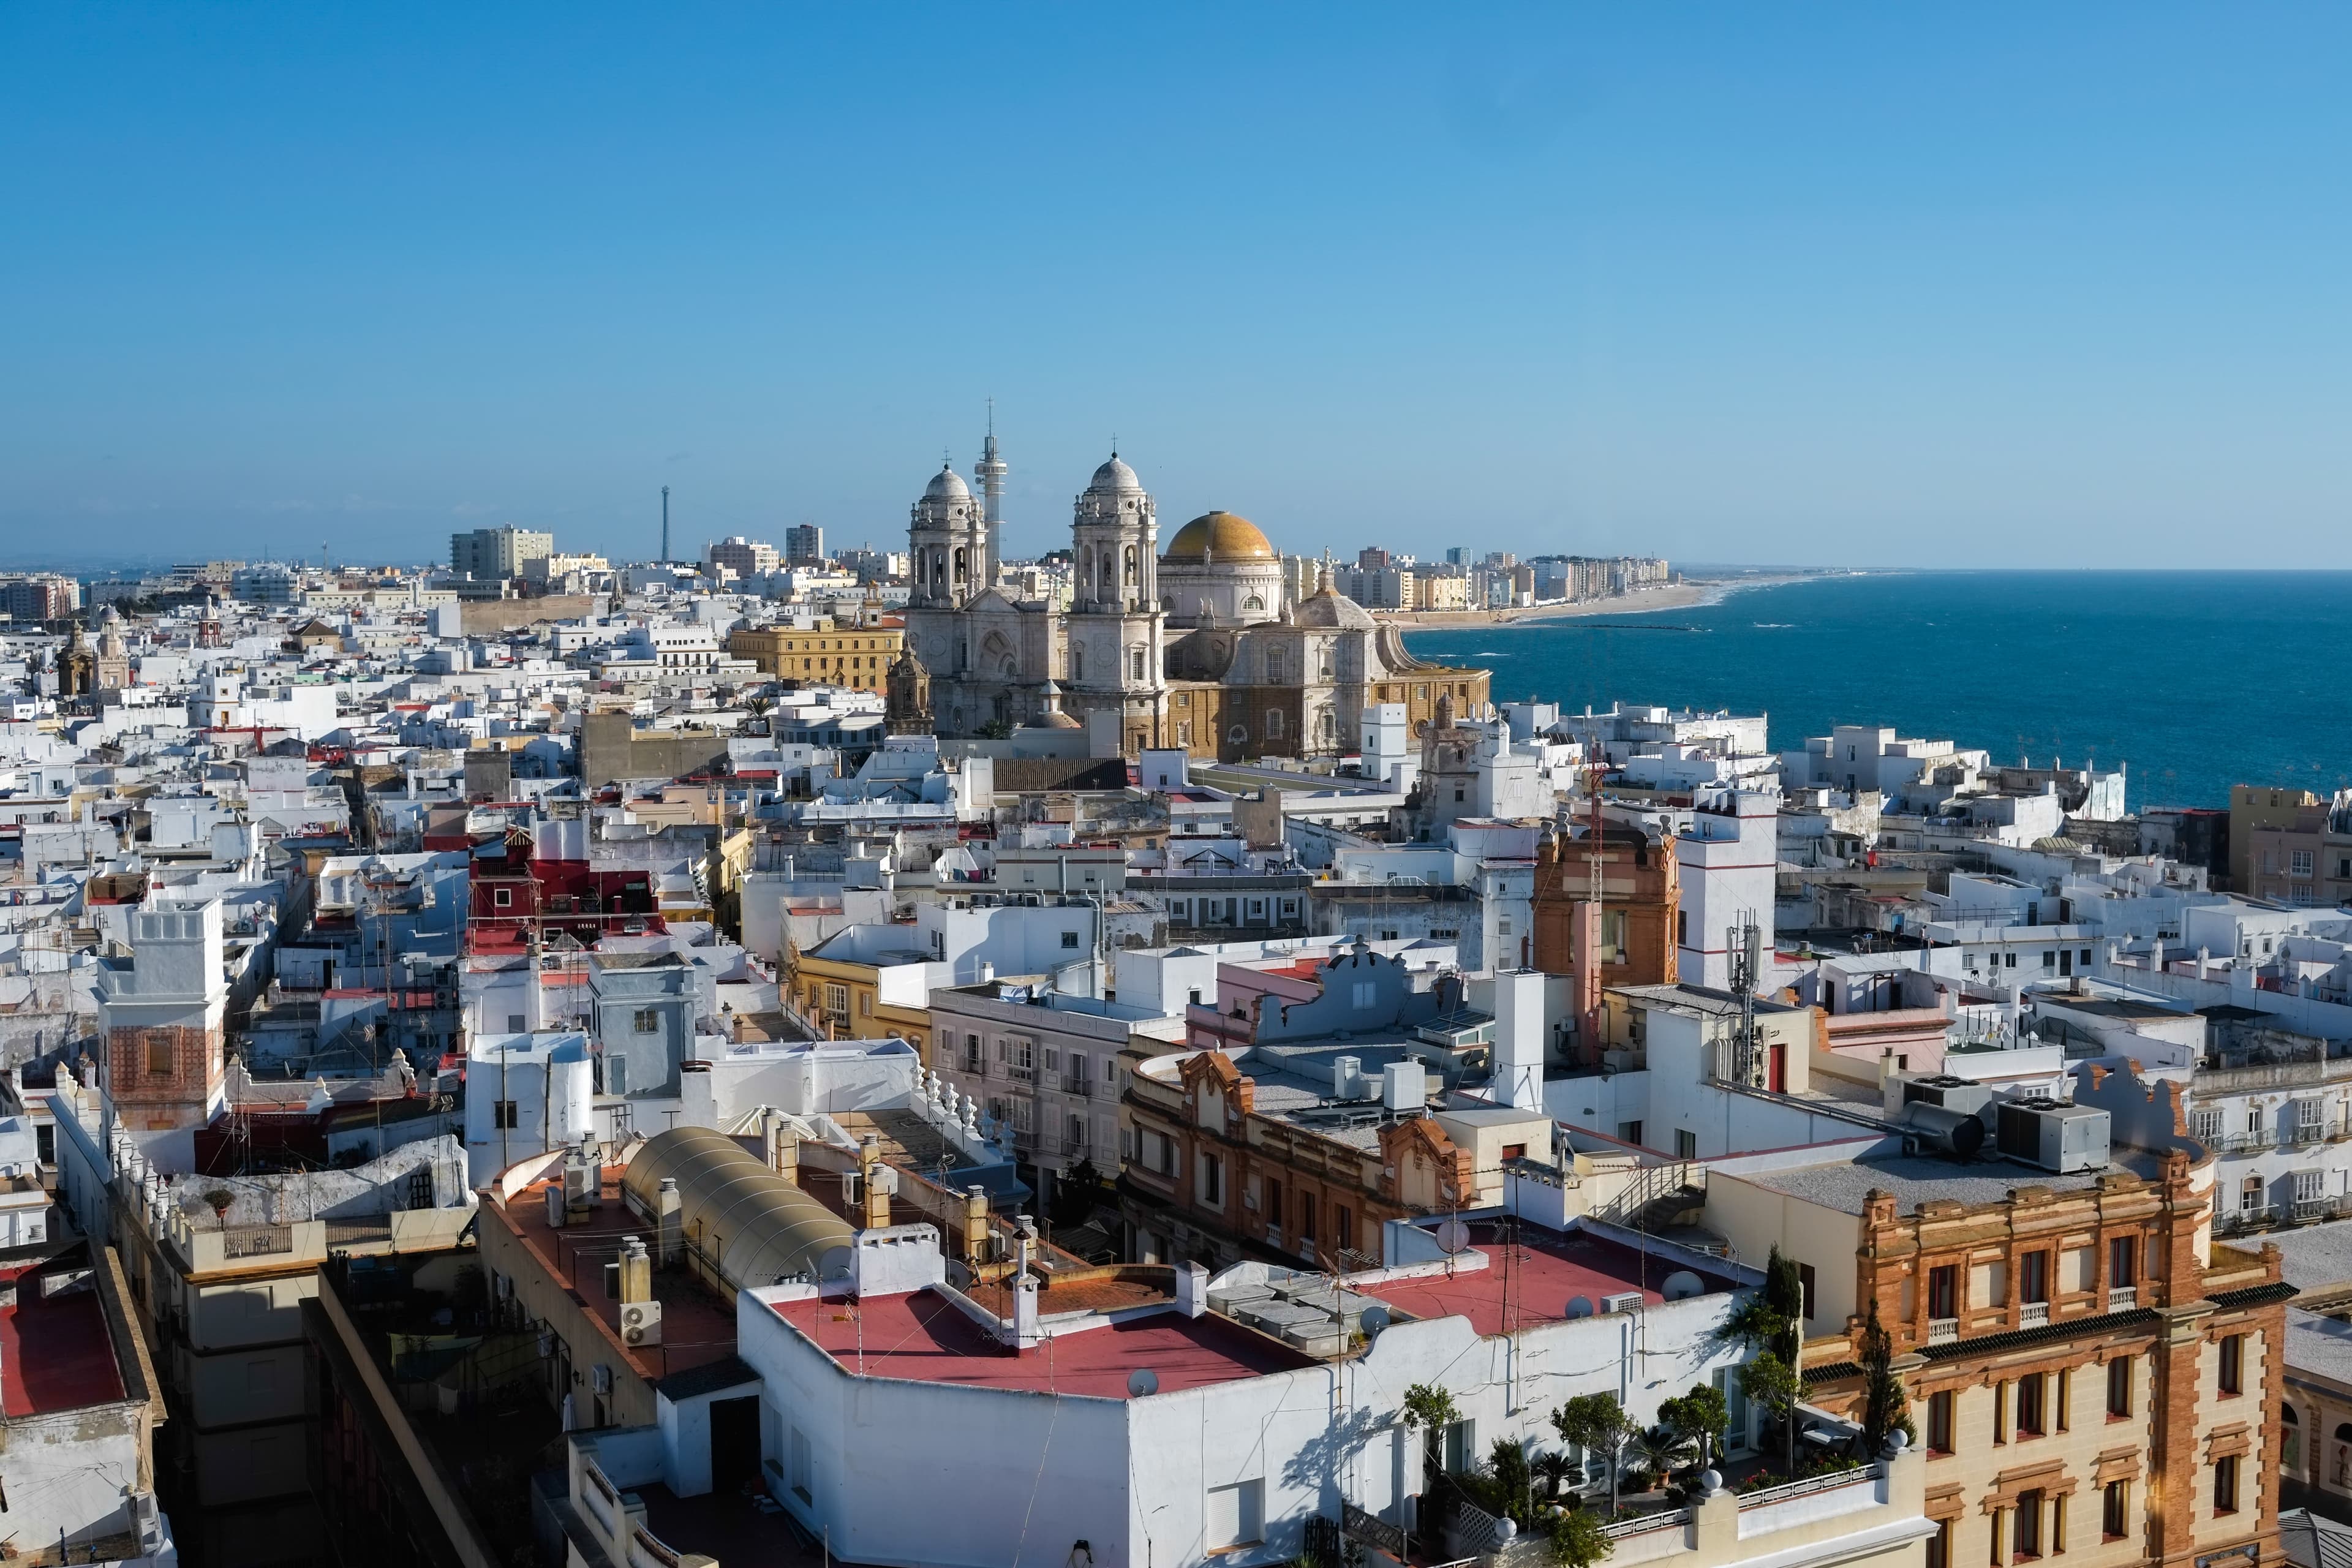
0, 1263, 125, 1416
1361, 1225, 1737, 1337
768, 1289, 1308, 1396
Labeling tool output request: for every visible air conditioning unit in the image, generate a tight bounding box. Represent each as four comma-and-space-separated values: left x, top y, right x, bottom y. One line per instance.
1994, 1099, 2111, 1174
591, 1363, 614, 1395
1601, 1291, 1644, 1314
1902, 1076, 1992, 1117
544, 1184, 567, 1230
620, 1301, 663, 1348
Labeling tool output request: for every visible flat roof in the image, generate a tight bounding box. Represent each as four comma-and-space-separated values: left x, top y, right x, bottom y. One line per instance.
1734, 1150, 2165, 1216
767, 1288, 1311, 1396
496, 1170, 739, 1384
1360, 1224, 1740, 1336
0, 1261, 126, 1416
2263, 1221, 2352, 1294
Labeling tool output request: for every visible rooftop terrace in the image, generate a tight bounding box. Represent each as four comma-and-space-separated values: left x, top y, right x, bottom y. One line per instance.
1360, 1223, 1741, 1337
0, 1258, 126, 1417
768, 1287, 1312, 1396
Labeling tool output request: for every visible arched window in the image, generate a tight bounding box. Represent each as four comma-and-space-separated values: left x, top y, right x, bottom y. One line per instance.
1124, 546, 1137, 584
953, 548, 968, 582
1243, 594, 1264, 612
2283, 1404, 2301, 1472
1228, 724, 1248, 744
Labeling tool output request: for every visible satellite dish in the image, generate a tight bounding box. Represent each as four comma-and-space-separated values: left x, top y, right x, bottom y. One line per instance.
1434, 1219, 1471, 1254
1566, 1295, 1596, 1319
1360, 1305, 1392, 1339
1662, 1270, 1704, 1302
1127, 1368, 1160, 1398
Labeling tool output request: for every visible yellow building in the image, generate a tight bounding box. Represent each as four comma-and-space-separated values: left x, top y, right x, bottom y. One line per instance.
728, 617, 903, 693
786, 925, 934, 1058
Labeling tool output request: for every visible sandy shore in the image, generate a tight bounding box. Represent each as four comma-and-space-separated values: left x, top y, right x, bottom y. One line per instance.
1382, 575, 1814, 630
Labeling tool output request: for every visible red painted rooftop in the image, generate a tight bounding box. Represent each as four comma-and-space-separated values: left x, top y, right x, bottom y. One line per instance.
769, 1288, 1311, 1398
0, 1262, 126, 1416
1360, 1224, 1740, 1337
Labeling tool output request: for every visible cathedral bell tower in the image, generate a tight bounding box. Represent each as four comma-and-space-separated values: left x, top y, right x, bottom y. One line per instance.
1064, 451, 1164, 751
907, 462, 988, 609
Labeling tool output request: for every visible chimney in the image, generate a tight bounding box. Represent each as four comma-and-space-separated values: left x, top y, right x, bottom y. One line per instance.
1495, 969, 1546, 1109
616, 1235, 652, 1305
859, 1136, 891, 1229
655, 1177, 682, 1266
1006, 1216, 1042, 1349
1175, 1261, 1209, 1319
963, 1185, 991, 1269
771, 1121, 800, 1186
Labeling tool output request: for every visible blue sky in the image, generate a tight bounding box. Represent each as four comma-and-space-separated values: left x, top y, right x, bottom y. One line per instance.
3, 6, 2347, 570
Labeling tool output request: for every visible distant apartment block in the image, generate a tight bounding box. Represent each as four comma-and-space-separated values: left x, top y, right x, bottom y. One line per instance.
449, 524, 554, 581
708, 535, 780, 577
785, 524, 826, 564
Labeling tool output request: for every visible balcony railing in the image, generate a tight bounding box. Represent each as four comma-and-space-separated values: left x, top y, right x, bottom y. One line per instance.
1928, 1317, 1959, 1344
1060, 1076, 1094, 1098
221, 1223, 293, 1259
2106, 1285, 2138, 1311
2221, 1130, 2276, 1155
2018, 1301, 2051, 1329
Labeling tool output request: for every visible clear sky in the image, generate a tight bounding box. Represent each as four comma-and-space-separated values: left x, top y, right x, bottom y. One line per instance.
4, 5, 2347, 571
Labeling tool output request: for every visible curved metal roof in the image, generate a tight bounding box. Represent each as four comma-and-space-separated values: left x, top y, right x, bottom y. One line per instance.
622, 1126, 854, 1291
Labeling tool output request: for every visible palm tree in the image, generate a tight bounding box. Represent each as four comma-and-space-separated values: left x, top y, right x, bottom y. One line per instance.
1634, 1424, 1691, 1489
1533, 1449, 1577, 1502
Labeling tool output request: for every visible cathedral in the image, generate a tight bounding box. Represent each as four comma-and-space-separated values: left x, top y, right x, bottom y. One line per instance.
894, 431, 1490, 760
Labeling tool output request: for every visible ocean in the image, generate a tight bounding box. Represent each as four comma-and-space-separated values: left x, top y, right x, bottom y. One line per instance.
1400, 570, 2352, 814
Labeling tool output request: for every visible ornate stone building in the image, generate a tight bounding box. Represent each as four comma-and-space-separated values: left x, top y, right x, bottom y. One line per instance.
900, 428, 1490, 759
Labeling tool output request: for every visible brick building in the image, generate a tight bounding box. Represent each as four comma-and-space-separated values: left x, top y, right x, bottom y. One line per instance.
1712, 1063, 2291, 1568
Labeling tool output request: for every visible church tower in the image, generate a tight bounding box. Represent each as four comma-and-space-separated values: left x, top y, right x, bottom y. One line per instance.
907, 462, 988, 609
1064, 452, 1165, 752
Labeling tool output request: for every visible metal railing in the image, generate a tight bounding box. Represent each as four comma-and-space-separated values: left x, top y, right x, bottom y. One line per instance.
1602, 1510, 1691, 1540
221, 1223, 293, 1258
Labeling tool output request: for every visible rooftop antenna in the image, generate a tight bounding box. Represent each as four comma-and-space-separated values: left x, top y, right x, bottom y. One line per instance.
661, 486, 671, 564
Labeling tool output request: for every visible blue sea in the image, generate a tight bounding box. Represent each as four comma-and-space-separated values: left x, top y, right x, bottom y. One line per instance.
1401, 570, 2352, 813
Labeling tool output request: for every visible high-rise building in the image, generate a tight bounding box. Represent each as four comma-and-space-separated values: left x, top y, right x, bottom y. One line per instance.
448, 526, 553, 581
784, 524, 825, 565
708, 536, 780, 578
0, 573, 81, 622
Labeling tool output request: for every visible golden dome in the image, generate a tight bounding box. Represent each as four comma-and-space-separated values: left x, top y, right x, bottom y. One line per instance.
1163, 510, 1275, 563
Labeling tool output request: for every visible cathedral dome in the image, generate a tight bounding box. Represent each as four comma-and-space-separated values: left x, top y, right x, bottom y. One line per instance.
1292, 584, 1377, 630
924, 464, 971, 500
1085, 454, 1140, 494
1163, 511, 1275, 564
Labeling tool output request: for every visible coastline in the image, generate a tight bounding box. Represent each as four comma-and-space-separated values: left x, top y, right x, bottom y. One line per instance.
1381, 571, 1830, 630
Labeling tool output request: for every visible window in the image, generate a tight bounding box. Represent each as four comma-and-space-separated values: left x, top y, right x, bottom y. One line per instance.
1061, 930, 1081, 949
1197, 1152, 1223, 1207
2285, 1404, 2302, 1472
494, 886, 513, 908
1204, 1479, 1263, 1550
494, 1100, 518, 1129
2240, 1175, 2264, 1213
964, 1033, 982, 1072
407, 1169, 432, 1209
1335, 1205, 1354, 1254
1675, 1129, 1698, 1159
2109, 1236, 2136, 1289
2056, 1368, 2070, 1431
2106, 1355, 2132, 1418
1994, 1380, 2008, 1444
1927, 1390, 1954, 1453
1929, 1264, 1958, 1320
2214, 1455, 2239, 1514
2218, 1333, 2243, 1395
2102, 1480, 2129, 1541
1927, 1520, 1951, 1568
2015, 1490, 2042, 1559
2021, 1250, 2049, 1304
633, 1008, 660, 1034
2294, 850, 2315, 876
145, 1037, 173, 1077
2017, 1372, 2045, 1436
507, 1013, 527, 1033
1796, 1262, 1817, 1322
1297, 1192, 1316, 1242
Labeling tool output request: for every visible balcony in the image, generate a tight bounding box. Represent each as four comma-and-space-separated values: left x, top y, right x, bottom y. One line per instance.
2222, 1130, 2276, 1155
1060, 1076, 1093, 1099
2018, 1301, 2051, 1329
2106, 1286, 2137, 1312
1928, 1317, 1959, 1344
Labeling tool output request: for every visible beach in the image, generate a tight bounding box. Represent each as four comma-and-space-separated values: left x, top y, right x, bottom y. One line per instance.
1381, 573, 1815, 629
